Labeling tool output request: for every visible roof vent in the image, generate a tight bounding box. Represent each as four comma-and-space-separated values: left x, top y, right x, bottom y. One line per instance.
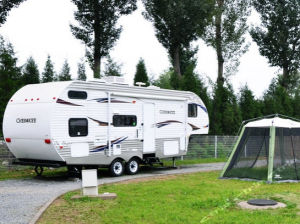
135, 82, 146, 87
103, 76, 126, 85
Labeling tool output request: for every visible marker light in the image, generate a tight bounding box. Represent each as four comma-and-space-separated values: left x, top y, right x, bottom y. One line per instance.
5, 138, 11, 143
44, 139, 51, 144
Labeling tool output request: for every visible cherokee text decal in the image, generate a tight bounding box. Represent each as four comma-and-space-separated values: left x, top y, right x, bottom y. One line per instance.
16, 118, 37, 123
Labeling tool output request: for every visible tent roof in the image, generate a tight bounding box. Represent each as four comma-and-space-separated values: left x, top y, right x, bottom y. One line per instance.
245, 117, 300, 128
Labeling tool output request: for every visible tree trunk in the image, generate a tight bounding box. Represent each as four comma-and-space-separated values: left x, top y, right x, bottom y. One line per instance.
173, 46, 182, 77
282, 66, 289, 89
93, 0, 101, 79
216, 0, 224, 86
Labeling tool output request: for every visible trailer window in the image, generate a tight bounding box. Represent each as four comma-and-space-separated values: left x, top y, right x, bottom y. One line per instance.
68, 91, 87, 100
188, 104, 198, 117
69, 118, 88, 137
113, 115, 137, 127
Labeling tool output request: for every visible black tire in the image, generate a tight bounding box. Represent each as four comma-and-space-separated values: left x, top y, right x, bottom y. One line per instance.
125, 158, 140, 175
67, 166, 82, 178
109, 159, 124, 177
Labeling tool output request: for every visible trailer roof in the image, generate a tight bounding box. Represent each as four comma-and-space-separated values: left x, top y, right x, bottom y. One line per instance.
69, 80, 201, 102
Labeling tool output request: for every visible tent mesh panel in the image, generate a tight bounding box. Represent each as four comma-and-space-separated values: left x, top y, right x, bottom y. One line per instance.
223, 127, 270, 180
223, 127, 300, 181
272, 128, 300, 181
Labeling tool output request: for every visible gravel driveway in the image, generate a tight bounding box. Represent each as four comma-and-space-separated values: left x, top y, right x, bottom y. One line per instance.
0, 162, 224, 224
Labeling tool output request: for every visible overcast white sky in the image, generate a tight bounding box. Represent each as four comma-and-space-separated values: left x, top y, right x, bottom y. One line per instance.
0, 0, 279, 97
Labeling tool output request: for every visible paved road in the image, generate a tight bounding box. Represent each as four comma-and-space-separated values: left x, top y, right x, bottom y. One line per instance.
0, 162, 225, 224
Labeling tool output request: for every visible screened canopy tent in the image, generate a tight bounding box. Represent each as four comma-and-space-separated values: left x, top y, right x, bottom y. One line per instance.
220, 115, 300, 182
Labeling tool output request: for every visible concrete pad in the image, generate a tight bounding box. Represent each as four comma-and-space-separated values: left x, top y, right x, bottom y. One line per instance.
99, 193, 117, 200
238, 201, 286, 210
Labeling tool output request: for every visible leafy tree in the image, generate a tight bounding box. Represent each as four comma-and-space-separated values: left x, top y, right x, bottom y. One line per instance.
133, 58, 149, 86
41, 55, 55, 83
22, 56, 40, 85
71, 0, 137, 78
142, 0, 214, 77
103, 56, 123, 77
0, 36, 22, 135
77, 60, 87, 81
250, 0, 300, 89
58, 60, 72, 81
0, 0, 25, 25
203, 0, 250, 86
239, 84, 261, 121
210, 82, 242, 135
153, 69, 174, 89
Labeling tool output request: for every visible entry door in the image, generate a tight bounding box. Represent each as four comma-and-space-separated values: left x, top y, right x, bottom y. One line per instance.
143, 103, 155, 153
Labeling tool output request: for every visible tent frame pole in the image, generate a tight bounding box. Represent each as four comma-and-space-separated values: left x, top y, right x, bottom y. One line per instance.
267, 126, 276, 182
220, 126, 246, 178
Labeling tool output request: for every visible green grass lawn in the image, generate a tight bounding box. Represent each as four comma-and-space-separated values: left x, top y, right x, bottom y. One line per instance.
38, 171, 300, 224
0, 158, 225, 181
0, 167, 68, 181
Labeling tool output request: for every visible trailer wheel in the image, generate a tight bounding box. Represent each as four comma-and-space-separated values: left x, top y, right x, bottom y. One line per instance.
34, 166, 44, 176
125, 158, 139, 175
109, 159, 124, 177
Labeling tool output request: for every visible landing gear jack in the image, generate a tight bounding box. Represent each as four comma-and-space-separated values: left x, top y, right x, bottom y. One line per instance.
34, 166, 44, 176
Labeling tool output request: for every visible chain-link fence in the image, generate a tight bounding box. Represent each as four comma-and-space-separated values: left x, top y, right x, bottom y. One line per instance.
186, 135, 238, 159
0, 135, 238, 170
0, 140, 15, 170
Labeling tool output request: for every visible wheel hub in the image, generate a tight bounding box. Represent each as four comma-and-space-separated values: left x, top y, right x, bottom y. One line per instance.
114, 162, 122, 174
129, 161, 138, 172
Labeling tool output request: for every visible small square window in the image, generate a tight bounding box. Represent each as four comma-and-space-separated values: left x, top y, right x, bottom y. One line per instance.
113, 115, 137, 127
188, 104, 198, 117
68, 91, 87, 100
69, 118, 88, 137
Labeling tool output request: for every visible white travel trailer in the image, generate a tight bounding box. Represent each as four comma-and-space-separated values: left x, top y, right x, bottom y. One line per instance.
3, 77, 209, 176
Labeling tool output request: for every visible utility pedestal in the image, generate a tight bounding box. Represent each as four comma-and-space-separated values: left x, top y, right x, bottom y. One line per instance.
82, 169, 98, 196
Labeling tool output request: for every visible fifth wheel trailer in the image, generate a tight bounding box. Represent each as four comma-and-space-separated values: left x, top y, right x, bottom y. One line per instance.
3, 77, 209, 176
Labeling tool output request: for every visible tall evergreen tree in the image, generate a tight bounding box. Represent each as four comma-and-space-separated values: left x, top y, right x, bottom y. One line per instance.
182, 64, 211, 114
0, 36, 22, 136
133, 58, 149, 86
203, 0, 250, 86
77, 60, 87, 81
22, 56, 40, 85
262, 76, 294, 116
142, 0, 214, 77
293, 87, 300, 119
58, 60, 72, 81
210, 82, 241, 135
239, 84, 261, 121
41, 55, 55, 83
70, 0, 137, 78
103, 56, 123, 77
0, 0, 25, 25
250, 0, 300, 89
